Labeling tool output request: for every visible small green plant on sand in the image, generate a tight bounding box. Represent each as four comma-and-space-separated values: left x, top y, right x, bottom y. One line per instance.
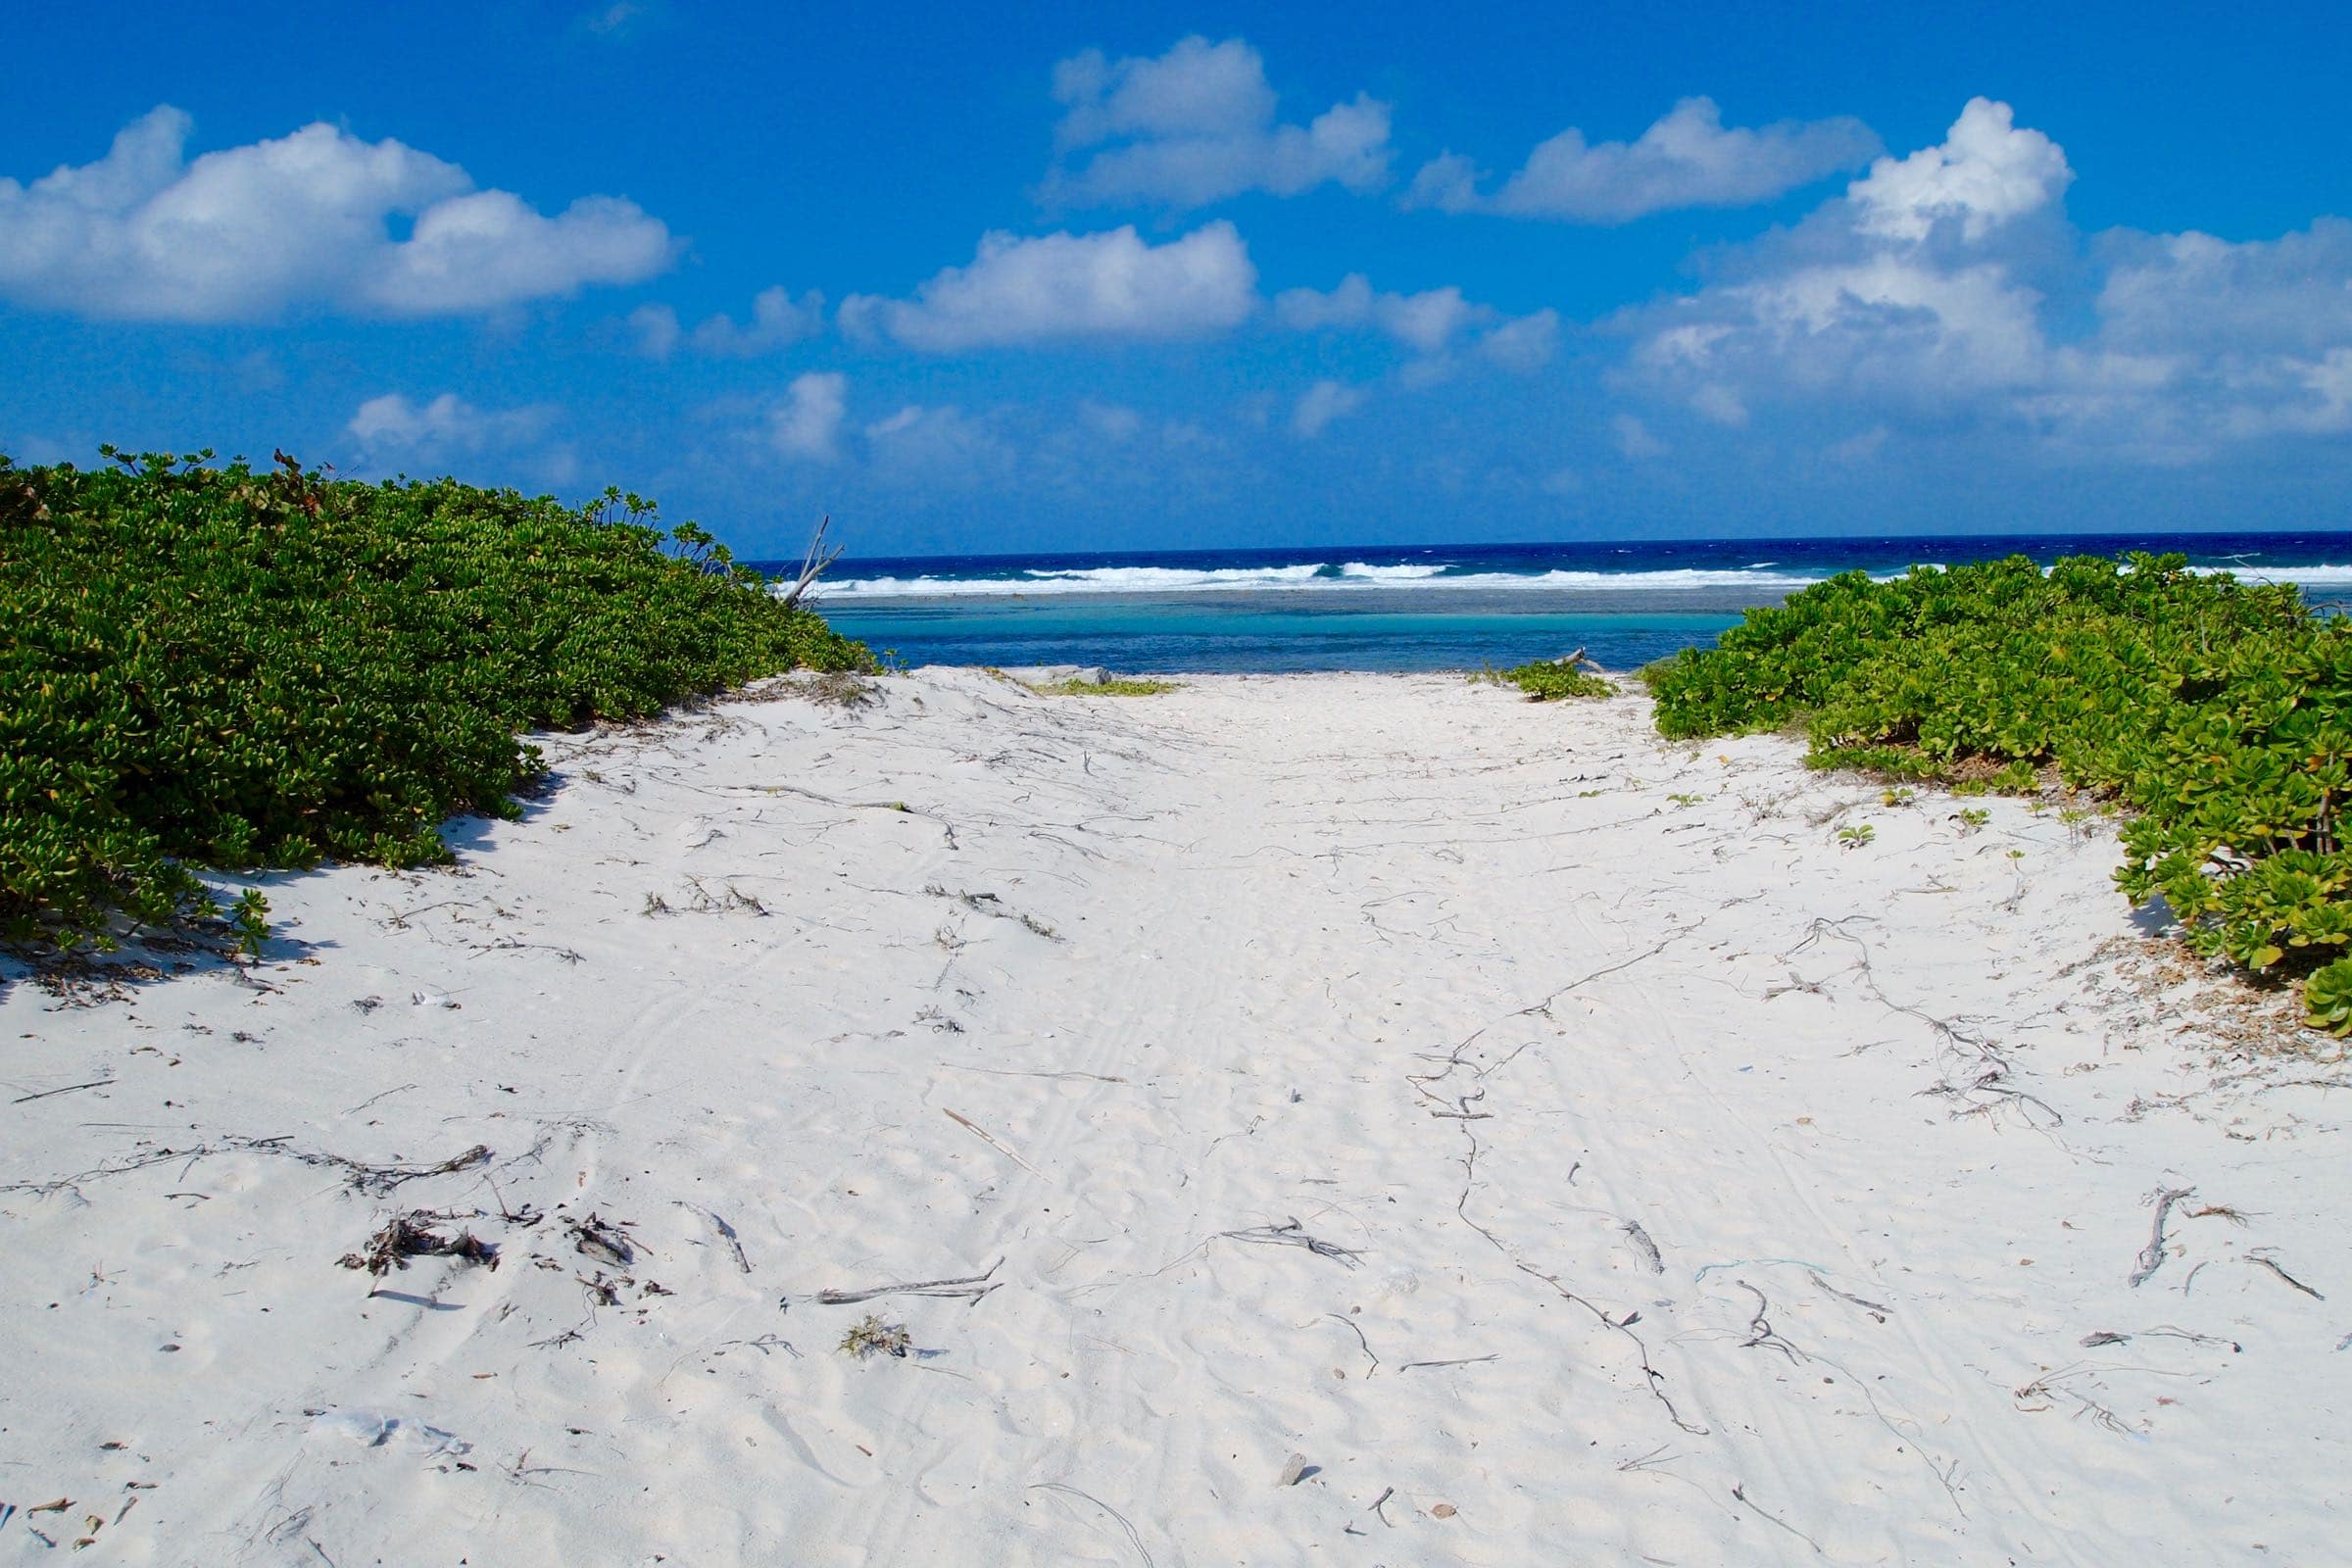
1954, 808, 1990, 832
2303, 958, 2352, 1035
1478, 658, 1613, 702
226, 889, 270, 960
838, 1314, 912, 1359
1836, 823, 1875, 849
1882, 787, 1917, 808
1031, 677, 1181, 697
1668, 792, 1703, 808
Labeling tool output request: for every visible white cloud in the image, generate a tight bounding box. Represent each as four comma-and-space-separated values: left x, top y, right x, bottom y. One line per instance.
345, 392, 554, 464
368, 191, 674, 316
1276, 272, 1558, 370
2095, 219, 2352, 358
630, 286, 825, 359
1053, 34, 1272, 147
1408, 97, 1879, 223
1615, 97, 2352, 458
1848, 97, 2070, 243
842, 221, 1256, 352
1045, 36, 1392, 207
768, 371, 847, 461
1292, 379, 1365, 437
692, 285, 825, 355
1619, 99, 2075, 423
0, 107, 675, 321
1276, 273, 1474, 352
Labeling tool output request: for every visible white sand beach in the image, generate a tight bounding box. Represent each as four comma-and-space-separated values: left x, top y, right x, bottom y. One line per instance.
3, 669, 2346, 1566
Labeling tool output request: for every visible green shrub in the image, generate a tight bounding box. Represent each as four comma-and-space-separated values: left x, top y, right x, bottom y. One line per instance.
1649, 553, 2352, 1032
2, 448, 868, 956
1484, 659, 1614, 701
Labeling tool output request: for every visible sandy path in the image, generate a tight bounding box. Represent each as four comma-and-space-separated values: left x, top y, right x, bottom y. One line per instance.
3, 670, 2346, 1565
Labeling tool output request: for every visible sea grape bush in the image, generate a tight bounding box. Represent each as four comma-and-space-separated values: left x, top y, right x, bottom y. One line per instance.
1644, 554, 2352, 1034
2, 449, 869, 956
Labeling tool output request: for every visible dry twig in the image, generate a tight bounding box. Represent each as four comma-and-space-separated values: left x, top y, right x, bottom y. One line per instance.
808, 1257, 1004, 1307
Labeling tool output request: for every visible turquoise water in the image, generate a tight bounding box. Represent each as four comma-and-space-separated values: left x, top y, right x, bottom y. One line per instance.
769, 531, 2352, 672
825, 597, 1741, 672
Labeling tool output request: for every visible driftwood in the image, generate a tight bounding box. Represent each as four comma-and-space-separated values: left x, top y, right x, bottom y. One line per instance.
777, 514, 844, 610
808, 1257, 1004, 1307
2130, 1187, 2195, 1288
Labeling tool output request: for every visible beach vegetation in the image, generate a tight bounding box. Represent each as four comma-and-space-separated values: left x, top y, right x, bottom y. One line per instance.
1648, 553, 2352, 1031
2303, 957, 2352, 1034
1837, 823, 1875, 848
1031, 676, 1181, 696
1479, 658, 1613, 701
838, 1314, 912, 1359
1, 448, 868, 958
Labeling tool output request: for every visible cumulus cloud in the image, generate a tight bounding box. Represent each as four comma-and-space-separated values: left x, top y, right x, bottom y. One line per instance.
0, 107, 675, 321
1619, 99, 2080, 420
1277, 273, 1475, 353
768, 371, 847, 461
1292, 379, 1365, 437
1616, 96, 2352, 458
1847, 98, 2070, 243
634, 285, 825, 359
841, 221, 1256, 352
345, 392, 555, 464
1275, 272, 1557, 369
1044, 36, 1392, 207
1408, 97, 1879, 223
692, 285, 825, 355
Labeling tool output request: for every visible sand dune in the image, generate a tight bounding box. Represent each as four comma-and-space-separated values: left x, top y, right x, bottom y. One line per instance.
3, 670, 2345, 1565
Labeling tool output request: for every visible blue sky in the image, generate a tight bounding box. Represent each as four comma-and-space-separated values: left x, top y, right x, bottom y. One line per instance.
4, 1, 2349, 556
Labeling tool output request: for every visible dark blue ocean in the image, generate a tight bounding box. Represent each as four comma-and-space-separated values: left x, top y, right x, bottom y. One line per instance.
751, 532, 2352, 673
